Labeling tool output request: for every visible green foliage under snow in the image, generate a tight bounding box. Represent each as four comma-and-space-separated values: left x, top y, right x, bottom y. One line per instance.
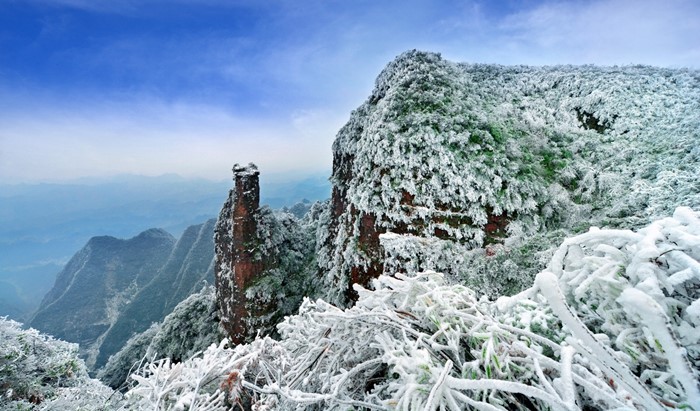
244, 207, 321, 337
321, 50, 699, 304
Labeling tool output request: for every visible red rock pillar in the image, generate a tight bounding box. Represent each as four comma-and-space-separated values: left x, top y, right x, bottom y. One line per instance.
215, 163, 264, 344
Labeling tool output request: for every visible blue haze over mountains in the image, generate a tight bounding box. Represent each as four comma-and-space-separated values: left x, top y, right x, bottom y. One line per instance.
0, 173, 331, 321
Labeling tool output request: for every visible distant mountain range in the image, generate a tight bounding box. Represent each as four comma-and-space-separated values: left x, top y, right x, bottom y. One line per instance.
28, 219, 216, 370
93, 219, 217, 370
0, 173, 330, 321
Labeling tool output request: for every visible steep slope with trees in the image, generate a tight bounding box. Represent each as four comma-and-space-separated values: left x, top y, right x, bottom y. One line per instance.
29, 229, 176, 368
94, 219, 216, 370
318, 51, 699, 305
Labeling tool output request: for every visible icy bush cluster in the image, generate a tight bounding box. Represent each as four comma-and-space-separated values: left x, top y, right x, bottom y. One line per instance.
0, 317, 119, 410
334, 52, 578, 233
380, 230, 561, 298
125, 208, 700, 410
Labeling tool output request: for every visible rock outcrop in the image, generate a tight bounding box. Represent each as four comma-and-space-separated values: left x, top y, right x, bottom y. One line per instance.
215, 164, 319, 344
215, 163, 266, 344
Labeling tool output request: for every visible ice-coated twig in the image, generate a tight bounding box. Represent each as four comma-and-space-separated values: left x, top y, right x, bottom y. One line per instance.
424, 359, 452, 411
618, 288, 700, 409
536, 271, 665, 411
557, 345, 576, 408
446, 376, 573, 411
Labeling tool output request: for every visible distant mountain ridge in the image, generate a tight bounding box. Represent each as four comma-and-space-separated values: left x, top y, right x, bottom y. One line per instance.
29, 220, 217, 370
94, 219, 216, 370
30, 229, 176, 368
0, 173, 331, 321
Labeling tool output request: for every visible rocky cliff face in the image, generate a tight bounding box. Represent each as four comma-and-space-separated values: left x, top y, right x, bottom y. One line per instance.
30, 229, 176, 368
215, 164, 319, 344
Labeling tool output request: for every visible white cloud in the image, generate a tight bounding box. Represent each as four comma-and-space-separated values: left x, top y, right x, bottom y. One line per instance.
487, 0, 700, 67
0, 94, 340, 183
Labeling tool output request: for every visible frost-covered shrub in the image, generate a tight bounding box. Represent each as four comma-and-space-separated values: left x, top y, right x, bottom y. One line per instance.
242, 206, 322, 338
502, 206, 700, 408
125, 208, 700, 410
0, 317, 120, 409
380, 229, 563, 297
35, 378, 120, 411
147, 285, 223, 363
98, 286, 223, 390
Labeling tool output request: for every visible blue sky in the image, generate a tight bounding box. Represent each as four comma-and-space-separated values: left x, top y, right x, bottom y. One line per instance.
1, 0, 698, 183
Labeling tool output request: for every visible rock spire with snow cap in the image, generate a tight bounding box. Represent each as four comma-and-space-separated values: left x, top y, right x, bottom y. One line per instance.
214, 162, 317, 345
215, 162, 264, 344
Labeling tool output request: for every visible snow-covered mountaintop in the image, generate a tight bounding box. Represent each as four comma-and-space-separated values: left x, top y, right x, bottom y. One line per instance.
336, 50, 698, 237
323, 50, 699, 303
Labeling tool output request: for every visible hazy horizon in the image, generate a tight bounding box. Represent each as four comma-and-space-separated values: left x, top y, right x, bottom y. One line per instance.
0, 171, 332, 320
0, 169, 332, 186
